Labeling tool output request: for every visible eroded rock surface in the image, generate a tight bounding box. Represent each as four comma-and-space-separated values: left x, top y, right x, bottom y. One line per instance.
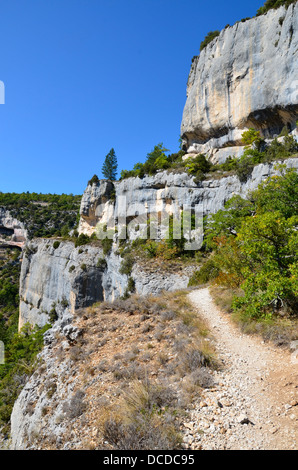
181, 4, 298, 161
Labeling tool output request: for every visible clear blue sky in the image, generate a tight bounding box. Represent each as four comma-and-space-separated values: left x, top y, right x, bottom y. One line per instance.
0, 0, 264, 195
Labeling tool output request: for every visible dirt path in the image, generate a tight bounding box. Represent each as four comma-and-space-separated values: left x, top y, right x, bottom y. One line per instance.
185, 288, 298, 450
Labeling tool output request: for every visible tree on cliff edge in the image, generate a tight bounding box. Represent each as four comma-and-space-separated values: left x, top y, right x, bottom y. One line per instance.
102, 148, 118, 181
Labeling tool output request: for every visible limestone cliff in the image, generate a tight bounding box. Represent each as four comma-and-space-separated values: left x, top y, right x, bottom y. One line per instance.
181, 3, 298, 162
0, 208, 27, 248
19, 240, 105, 329
19, 239, 194, 328
78, 158, 298, 238
8, 2, 298, 450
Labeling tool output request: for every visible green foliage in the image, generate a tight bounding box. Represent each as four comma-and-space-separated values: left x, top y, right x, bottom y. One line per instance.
184, 154, 212, 182
279, 126, 289, 137
189, 258, 220, 286
75, 233, 90, 247
119, 254, 135, 276
213, 135, 298, 183
88, 174, 100, 186
241, 128, 263, 150
120, 131, 298, 184
102, 148, 118, 181
122, 276, 136, 299
205, 196, 255, 249
97, 258, 107, 270
53, 241, 60, 249
102, 237, 113, 255
256, 0, 297, 16
201, 167, 298, 320
120, 144, 184, 180
0, 192, 81, 239
234, 212, 298, 317
0, 322, 51, 432
200, 31, 220, 52
141, 143, 170, 176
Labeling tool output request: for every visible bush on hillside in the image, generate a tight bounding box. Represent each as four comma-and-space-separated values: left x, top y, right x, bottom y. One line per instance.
200, 31, 220, 52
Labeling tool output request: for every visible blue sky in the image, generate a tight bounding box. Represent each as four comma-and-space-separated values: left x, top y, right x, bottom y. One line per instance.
0, 0, 263, 195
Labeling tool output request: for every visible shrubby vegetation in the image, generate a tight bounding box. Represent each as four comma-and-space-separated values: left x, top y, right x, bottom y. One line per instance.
118, 130, 298, 270
120, 131, 298, 184
196, 1, 297, 60
256, 0, 297, 16
87, 174, 100, 186
200, 31, 220, 52
0, 247, 50, 434
0, 192, 81, 239
0, 191, 82, 434
190, 165, 298, 342
120, 143, 178, 179
0, 322, 50, 434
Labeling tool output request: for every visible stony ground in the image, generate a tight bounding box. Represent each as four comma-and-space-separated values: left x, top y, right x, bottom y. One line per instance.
8, 287, 298, 450
184, 288, 298, 450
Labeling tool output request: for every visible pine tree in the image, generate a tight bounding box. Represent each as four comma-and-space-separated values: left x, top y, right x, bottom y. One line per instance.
102, 148, 118, 181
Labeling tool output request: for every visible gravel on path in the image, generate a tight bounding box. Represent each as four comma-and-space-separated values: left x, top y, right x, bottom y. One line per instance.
182, 288, 298, 450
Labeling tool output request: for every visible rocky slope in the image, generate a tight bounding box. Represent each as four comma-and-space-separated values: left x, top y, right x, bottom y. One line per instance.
10, 291, 215, 450
181, 3, 298, 163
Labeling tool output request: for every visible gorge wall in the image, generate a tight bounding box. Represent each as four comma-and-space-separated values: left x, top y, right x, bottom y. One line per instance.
78, 158, 298, 237
19, 239, 194, 329
0, 208, 27, 248
7, 3, 298, 331
18, 157, 298, 329
181, 3, 298, 163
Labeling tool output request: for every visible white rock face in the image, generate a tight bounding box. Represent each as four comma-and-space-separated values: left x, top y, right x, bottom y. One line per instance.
78, 180, 115, 236
181, 4, 298, 159
0, 208, 27, 245
79, 158, 298, 238
19, 240, 105, 329
18, 238, 194, 328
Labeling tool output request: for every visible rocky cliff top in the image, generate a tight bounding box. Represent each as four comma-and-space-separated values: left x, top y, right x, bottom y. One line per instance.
181, 3, 298, 161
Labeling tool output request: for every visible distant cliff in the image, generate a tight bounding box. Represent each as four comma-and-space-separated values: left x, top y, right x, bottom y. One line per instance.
0, 208, 27, 248
181, 4, 298, 163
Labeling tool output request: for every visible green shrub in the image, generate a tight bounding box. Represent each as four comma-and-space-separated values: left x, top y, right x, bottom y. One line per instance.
75, 233, 90, 248
97, 258, 107, 269
185, 154, 212, 177
204, 167, 298, 321
102, 237, 113, 255
200, 31, 220, 51
0, 323, 51, 433
119, 254, 134, 276
256, 0, 297, 17
88, 174, 100, 186
279, 126, 289, 137
188, 258, 220, 286
53, 241, 60, 249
